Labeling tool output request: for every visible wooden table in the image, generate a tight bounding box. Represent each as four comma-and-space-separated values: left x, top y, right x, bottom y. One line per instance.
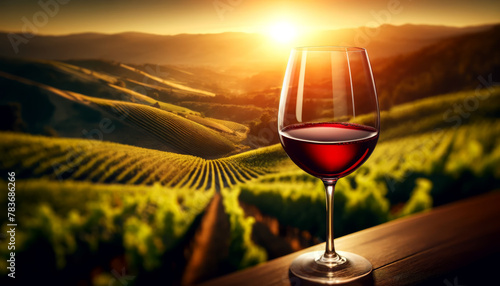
202, 191, 500, 285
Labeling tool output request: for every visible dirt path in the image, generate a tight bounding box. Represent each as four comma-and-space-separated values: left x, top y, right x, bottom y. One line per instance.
182, 192, 231, 284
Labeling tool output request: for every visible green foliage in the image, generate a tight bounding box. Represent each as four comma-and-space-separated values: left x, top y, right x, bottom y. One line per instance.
238, 169, 391, 238
238, 175, 325, 236
221, 187, 267, 269
0, 180, 212, 277
237, 118, 500, 238
397, 178, 433, 217
0, 87, 499, 283
378, 87, 500, 141
247, 111, 280, 147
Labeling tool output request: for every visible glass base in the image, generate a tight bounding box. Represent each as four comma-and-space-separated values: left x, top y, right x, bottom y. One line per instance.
290, 250, 372, 284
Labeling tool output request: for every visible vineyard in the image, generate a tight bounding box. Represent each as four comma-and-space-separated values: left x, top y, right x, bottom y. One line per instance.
0, 132, 288, 188
0, 131, 289, 284
0, 60, 251, 157
83, 95, 241, 158
1, 87, 500, 284
0, 50, 499, 286
238, 120, 500, 239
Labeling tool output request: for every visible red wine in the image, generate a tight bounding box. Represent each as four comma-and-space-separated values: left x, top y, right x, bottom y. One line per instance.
279, 122, 378, 179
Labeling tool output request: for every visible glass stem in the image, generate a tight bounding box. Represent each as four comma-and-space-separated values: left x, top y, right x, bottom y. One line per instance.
322, 179, 341, 262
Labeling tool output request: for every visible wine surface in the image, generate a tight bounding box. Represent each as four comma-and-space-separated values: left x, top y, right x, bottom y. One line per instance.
279, 122, 378, 179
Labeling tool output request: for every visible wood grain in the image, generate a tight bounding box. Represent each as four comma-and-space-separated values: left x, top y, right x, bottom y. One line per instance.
201, 191, 500, 286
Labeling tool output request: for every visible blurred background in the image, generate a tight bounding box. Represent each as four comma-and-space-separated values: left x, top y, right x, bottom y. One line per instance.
0, 0, 499, 285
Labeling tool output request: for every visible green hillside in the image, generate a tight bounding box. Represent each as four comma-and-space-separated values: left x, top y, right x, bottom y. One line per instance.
0, 57, 205, 114
238, 120, 500, 238
0, 178, 214, 284
0, 65, 246, 157
0, 131, 285, 187
0, 132, 286, 283
82, 95, 238, 158
1, 87, 499, 284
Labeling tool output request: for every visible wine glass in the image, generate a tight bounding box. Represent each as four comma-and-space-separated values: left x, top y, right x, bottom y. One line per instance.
278, 46, 380, 284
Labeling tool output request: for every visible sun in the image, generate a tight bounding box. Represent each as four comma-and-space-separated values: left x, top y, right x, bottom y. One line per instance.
268, 22, 297, 44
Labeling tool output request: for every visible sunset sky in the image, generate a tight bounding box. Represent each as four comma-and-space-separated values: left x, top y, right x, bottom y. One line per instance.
0, 0, 499, 36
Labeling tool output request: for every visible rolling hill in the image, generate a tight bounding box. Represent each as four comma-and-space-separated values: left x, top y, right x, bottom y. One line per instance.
0, 57, 215, 104
372, 25, 500, 108
1, 87, 499, 284
0, 131, 287, 187
0, 67, 243, 157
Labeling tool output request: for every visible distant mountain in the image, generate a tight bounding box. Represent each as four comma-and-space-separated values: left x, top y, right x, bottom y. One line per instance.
0, 31, 267, 68
299, 23, 494, 59
0, 24, 493, 70
372, 25, 500, 108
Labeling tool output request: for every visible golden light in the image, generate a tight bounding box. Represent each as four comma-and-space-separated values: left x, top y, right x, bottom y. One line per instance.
268, 22, 297, 44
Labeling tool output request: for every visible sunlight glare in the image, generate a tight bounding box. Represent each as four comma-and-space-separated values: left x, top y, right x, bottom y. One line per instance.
268, 22, 297, 44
